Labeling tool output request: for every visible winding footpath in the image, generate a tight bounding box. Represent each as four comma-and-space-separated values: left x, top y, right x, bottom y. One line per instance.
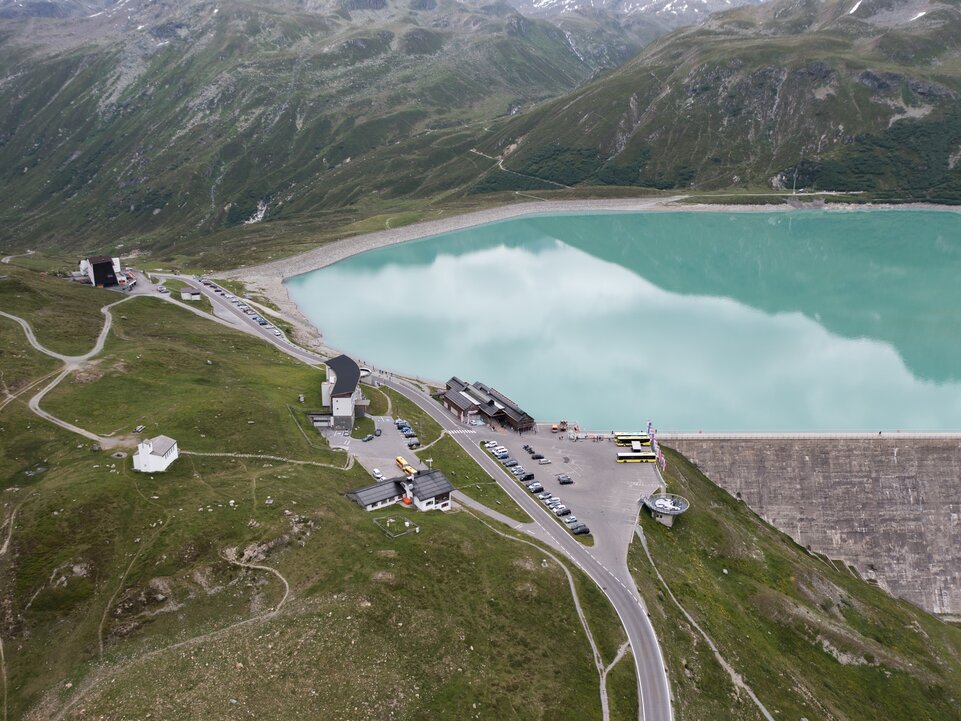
1, 297, 134, 449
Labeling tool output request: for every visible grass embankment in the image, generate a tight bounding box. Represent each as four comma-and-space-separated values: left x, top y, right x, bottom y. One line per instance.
362, 383, 389, 416
350, 415, 376, 438
629, 448, 961, 721
382, 387, 443, 445
0, 265, 116, 355
1, 284, 627, 720
43, 297, 342, 463
606, 649, 640, 721
417, 436, 530, 524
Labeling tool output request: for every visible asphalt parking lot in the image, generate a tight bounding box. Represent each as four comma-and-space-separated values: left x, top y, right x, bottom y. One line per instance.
327, 415, 428, 481
477, 423, 662, 566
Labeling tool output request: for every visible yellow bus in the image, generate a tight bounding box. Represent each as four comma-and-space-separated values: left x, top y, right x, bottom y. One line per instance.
616, 451, 657, 463
614, 432, 651, 447
395, 456, 409, 471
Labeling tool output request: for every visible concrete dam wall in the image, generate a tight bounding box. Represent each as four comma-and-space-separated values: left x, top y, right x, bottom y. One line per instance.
664, 438, 961, 617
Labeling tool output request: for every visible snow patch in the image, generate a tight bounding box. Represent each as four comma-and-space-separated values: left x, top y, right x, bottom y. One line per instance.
244, 201, 268, 225
910, 10, 927, 20
848, 0, 861, 14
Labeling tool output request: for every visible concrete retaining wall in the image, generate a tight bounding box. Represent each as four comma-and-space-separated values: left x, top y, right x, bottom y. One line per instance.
666, 438, 961, 617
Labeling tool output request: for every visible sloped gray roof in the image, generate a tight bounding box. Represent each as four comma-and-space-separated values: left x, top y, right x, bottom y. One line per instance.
149, 435, 177, 456
411, 470, 453, 500
347, 479, 404, 507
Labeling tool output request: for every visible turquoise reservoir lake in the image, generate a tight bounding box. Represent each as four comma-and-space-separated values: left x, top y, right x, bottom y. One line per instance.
286, 211, 961, 431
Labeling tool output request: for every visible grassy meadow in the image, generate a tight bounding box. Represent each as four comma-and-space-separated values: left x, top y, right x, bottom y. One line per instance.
1, 270, 627, 720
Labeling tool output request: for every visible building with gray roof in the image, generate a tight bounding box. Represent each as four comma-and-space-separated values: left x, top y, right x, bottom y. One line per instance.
441, 377, 535, 431
347, 469, 453, 512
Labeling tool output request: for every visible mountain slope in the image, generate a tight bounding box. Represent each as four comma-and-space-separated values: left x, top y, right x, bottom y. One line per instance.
0, 0, 643, 250
478, 0, 961, 199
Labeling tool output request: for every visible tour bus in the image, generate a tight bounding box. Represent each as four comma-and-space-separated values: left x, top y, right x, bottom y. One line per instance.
616, 450, 657, 463
613, 432, 652, 447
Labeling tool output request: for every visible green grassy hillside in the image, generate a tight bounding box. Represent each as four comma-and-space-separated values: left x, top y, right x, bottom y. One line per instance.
478, 0, 961, 200
631, 448, 961, 721
0, 0, 644, 257
0, 267, 630, 720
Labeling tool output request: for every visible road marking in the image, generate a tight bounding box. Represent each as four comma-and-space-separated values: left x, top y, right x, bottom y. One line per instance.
448, 429, 477, 435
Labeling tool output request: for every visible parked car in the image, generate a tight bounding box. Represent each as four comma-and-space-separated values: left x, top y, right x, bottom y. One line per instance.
520, 473, 535, 482
469, 419, 485, 426
558, 476, 574, 485
133, 424, 146, 433
372, 468, 384, 480
374, 428, 382, 437
494, 452, 509, 460
395, 419, 408, 427
538, 459, 552, 465
571, 525, 591, 535
483, 441, 498, 449
528, 484, 543, 493
531, 454, 544, 460
503, 459, 518, 467
554, 507, 571, 517
407, 438, 421, 449
563, 516, 578, 525
362, 434, 374, 442
537, 492, 552, 500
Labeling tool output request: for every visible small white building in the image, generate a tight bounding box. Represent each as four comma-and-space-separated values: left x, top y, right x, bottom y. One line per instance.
181, 289, 202, 301
133, 435, 179, 473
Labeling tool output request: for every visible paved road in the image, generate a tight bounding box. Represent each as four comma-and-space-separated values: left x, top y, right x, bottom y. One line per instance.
378, 377, 673, 721
151, 274, 328, 367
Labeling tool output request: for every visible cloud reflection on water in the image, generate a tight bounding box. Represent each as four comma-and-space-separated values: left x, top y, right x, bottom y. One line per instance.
289, 238, 961, 431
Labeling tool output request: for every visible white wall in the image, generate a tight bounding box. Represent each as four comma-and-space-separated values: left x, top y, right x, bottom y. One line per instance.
332, 396, 353, 418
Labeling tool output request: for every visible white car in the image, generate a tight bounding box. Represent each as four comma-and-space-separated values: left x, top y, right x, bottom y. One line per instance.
563, 516, 578, 525
272, 329, 282, 336
372, 468, 384, 480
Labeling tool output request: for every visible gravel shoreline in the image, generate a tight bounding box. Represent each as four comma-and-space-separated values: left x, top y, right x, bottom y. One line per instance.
216, 196, 959, 355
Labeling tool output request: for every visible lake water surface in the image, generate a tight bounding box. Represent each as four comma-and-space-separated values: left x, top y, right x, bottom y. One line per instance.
286, 211, 961, 431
